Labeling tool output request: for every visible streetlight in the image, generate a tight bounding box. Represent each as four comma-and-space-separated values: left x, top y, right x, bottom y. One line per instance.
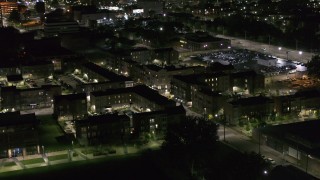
263, 170, 268, 175
306, 154, 312, 174
221, 114, 226, 142
286, 51, 290, 61
71, 140, 74, 150
258, 130, 261, 154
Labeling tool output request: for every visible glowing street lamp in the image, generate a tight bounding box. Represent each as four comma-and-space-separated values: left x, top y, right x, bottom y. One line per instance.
263, 170, 268, 175
306, 154, 313, 173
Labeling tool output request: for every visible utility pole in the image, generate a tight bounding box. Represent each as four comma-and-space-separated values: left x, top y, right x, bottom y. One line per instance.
258, 113, 262, 154
306, 155, 309, 173
223, 115, 226, 141
223, 121, 226, 141
222, 26, 225, 36
259, 131, 261, 154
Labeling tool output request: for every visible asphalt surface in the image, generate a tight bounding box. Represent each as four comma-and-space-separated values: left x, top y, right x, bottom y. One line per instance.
216, 34, 315, 64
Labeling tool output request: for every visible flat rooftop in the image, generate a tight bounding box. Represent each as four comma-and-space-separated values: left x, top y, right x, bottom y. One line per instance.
91, 85, 175, 106
83, 62, 132, 82
260, 120, 320, 158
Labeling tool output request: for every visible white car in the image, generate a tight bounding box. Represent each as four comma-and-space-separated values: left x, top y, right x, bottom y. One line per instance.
267, 158, 276, 164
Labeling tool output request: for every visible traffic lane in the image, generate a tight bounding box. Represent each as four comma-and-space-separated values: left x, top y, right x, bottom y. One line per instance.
218, 126, 286, 166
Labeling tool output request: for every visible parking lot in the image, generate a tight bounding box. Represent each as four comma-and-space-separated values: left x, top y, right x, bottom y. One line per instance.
189, 49, 255, 67
216, 34, 314, 64
186, 48, 307, 76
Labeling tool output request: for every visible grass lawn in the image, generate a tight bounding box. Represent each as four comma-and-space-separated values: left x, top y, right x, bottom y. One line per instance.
3, 162, 16, 167
81, 149, 94, 155
38, 115, 70, 152
48, 154, 68, 161
0, 143, 251, 180
0, 153, 171, 180
21, 158, 45, 165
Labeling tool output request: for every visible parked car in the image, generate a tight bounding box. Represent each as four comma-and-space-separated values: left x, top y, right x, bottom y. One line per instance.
267, 157, 276, 165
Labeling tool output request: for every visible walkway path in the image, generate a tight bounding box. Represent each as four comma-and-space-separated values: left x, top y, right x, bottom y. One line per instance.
0, 142, 161, 175
12, 157, 25, 170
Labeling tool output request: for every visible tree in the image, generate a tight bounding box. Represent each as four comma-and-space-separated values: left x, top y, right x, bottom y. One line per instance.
163, 116, 219, 152
162, 116, 271, 179
23, 10, 32, 21
148, 10, 156, 18
162, 116, 219, 176
35, 1, 45, 14
8, 10, 21, 23
50, 0, 60, 8
306, 55, 320, 78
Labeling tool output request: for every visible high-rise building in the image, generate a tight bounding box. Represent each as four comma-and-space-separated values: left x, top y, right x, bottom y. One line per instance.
137, 0, 164, 17
0, 0, 18, 16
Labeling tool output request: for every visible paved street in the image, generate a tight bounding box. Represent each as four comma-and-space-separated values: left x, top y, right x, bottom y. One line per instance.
184, 104, 293, 172
218, 125, 320, 178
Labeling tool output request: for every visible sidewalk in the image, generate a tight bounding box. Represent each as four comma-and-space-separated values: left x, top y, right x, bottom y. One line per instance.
0, 142, 162, 174
225, 125, 320, 179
